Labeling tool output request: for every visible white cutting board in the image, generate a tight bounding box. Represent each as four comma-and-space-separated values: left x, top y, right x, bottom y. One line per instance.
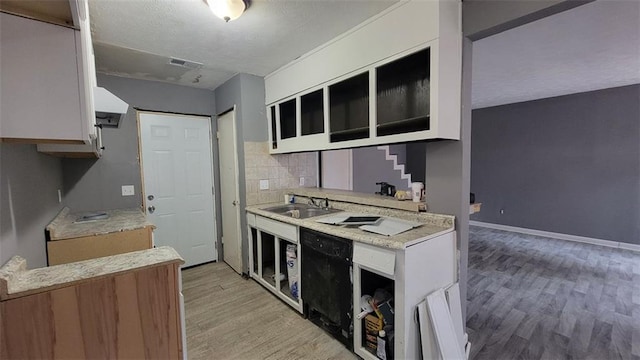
316, 213, 422, 236
314, 213, 372, 225
359, 218, 422, 236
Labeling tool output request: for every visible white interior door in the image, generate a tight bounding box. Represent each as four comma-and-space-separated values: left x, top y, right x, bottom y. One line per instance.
139, 112, 217, 268
217, 110, 243, 274
321, 149, 353, 190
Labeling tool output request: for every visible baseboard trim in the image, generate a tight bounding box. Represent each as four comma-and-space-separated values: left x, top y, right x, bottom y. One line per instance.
469, 221, 640, 253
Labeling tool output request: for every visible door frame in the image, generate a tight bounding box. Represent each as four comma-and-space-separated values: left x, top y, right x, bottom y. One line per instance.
136, 110, 218, 258
216, 106, 243, 272
320, 148, 353, 190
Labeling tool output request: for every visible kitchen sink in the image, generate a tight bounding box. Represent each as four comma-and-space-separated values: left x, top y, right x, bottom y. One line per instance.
264, 203, 342, 219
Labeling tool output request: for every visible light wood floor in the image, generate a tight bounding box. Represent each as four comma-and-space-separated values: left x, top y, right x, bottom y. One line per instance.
184, 227, 640, 360
467, 226, 640, 360
182, 262, 356, 360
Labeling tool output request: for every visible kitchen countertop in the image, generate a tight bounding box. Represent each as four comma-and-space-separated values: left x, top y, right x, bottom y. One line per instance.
246, 202, 454, 250
287, 188, 428, 212
47, 207, 155, 240
0, 246, 184, 301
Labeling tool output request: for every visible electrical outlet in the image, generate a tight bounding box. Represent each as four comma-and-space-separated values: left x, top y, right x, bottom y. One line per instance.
121, 185, 135, 196
259, 179, 269, 190
299, 177, 305, 186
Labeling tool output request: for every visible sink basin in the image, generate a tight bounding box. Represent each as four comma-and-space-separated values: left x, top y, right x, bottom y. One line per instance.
264, 203, 342, 219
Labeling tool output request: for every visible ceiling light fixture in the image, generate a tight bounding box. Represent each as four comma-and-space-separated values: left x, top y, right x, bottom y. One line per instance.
205, 0, 247, 22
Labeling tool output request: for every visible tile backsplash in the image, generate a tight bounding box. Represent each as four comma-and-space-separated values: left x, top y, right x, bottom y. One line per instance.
244, 142, 318, 206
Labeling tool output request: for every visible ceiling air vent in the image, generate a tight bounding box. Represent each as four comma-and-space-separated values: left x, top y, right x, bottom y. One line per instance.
168, 57, 203, 69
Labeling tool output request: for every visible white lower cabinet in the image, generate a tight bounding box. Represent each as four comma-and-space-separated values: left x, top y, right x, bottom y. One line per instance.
247, 214, 303, 313
353, 232, 457, 360
246, 212, 457, 359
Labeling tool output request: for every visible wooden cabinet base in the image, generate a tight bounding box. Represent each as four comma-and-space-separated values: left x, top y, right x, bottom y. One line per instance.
47, 227, 152, 266
0, 263, 182, 359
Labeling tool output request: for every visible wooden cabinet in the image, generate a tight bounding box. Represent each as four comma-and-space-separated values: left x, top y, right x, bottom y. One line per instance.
0, 5, 96, 147
265, 1, 461, 154
247, 214, 302, 313
0, 248, 184, 359
45, 207, 155, 266
47, 226, 153, 265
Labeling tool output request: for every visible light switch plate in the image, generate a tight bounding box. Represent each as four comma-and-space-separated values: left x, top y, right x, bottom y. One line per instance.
121, 185, 135, 196
299, 177, 305, 186
259, 179, 269, 190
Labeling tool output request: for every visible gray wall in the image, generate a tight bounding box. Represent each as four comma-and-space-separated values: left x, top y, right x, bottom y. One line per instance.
388, 144, 406, 167
214, 73, 267, 274
63, 74, 217, 212
62, 74, 220, 258
458, 0, 595, 321
463, 0, 592, 40
425, 38, 473, 320
471, 84, 640, 244
240, 74, 269, 142
352, 146, 408, 194
405, 142, 427, 184
1, 144, 65, 268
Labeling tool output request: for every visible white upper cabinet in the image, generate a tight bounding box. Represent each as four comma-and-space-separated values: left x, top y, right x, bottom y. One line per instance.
264, 1, 462, 154
0, 12, 92, 144
36, 0, 104, 158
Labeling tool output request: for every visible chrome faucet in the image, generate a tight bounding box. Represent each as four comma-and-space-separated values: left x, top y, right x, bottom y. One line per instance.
307, 197, 319, 207
308, 197, 330, 209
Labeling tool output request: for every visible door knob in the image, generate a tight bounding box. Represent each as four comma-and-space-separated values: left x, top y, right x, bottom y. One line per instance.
147, 195, 154, 201
232, 200, 238, 206
148, 205, 156, 214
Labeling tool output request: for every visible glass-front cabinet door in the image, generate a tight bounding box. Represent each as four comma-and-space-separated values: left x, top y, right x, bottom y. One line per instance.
376, 48, 430, 137
301, 89, 324, 136
279, 99, 297, 140
329, 72, 370, 143
266, 43, 444, 154
268, 105, 278, 151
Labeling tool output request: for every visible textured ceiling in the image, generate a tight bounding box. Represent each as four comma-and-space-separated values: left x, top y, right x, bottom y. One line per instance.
472, 0, 640, 109
89, 0, 398, 90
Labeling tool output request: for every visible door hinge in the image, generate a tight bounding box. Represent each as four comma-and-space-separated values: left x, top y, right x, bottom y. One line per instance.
216, 131, 220, 139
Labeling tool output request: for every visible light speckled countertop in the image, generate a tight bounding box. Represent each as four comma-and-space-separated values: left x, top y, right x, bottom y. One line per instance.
288, 188, 427, 212
246, 197, 454, 250
47, 207, 155, 240
0, 247, 184, 301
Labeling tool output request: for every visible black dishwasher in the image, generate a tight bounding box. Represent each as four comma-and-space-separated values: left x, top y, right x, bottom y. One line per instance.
300, 228, 353, 349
